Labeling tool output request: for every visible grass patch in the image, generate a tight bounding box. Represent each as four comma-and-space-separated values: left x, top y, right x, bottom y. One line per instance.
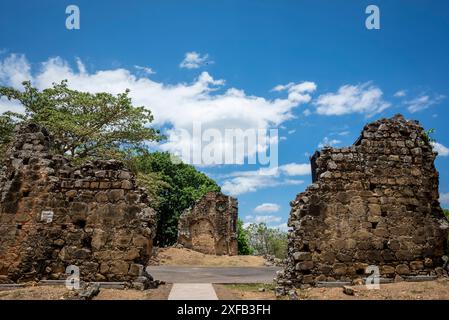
223, 283, 276, 292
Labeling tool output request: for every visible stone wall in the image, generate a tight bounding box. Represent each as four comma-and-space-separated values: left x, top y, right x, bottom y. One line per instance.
177, 191, 238, 255
276, 115, 449, 292
0, 123, 157, 283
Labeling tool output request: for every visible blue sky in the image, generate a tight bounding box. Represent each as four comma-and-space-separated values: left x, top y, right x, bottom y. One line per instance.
1, 0, 449, 229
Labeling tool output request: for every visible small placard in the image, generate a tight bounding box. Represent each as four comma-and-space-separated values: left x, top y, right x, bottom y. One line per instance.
41, 210, 54, 223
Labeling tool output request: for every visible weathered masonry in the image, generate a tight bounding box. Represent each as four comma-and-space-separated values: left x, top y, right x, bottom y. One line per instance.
177, 191, 238, 255
277, 115, 449, 292
0, 123, 156, 283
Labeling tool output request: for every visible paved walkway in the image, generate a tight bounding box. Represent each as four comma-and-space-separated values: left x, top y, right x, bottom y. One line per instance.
168, 283, 218, 300
147, 266, 281, 283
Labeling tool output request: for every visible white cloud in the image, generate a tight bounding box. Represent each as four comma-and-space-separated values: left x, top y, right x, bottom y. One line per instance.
179, 51, 211, 69
244, 214, 282, 224
0, 54, 315, 166
221, 163, 308, 196
405, 94, 445, 113
254, 203, 280, 213
337, 131, 350, 136
315, 83, 390, 116
134, 65, 156, 75
271, 81, 316, 105
287, 129, 296, 135
394, 90, 406, 97
0, 53, 31, 88
318, 137, 341, 149
440, 193, 449, 205
431, 142, 449, 157
280, 136, 287, 141
303, 109, 312, 116
280, 163, 311, 176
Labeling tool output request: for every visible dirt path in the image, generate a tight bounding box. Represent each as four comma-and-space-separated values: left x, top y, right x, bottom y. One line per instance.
149, 247, 266, 267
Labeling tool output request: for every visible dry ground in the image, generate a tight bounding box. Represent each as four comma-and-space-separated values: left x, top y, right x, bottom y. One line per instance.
0, 284, 172, 300
215, 278, 449, 300
214, 283, 278, 300
1, 279, 448, 300
149, 247, 266, 267
301, 278, 449, 300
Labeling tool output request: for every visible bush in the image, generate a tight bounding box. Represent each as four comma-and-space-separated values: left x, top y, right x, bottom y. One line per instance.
237, 219, 253, 255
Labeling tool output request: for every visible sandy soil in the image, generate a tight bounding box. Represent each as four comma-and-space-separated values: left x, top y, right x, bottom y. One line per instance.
149, 247, 266, 267
301, 278, 449, 300
0, 284, 172, 300
215, 278, 449, 300
214, 284, 278, 300
94, 284, 172, 300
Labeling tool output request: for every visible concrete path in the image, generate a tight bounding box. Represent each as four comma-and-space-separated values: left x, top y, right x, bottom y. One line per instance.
147, 266, 281, 283
168, 283, 218, 300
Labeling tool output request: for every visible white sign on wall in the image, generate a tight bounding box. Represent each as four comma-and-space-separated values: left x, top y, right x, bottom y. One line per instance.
41, 210, 54, 223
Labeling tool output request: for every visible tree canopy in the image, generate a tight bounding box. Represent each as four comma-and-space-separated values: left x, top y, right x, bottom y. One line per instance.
245, 223, 288, 259
130, 151, 221, 246
237, 219, 253, 255
0, 80, 162, 161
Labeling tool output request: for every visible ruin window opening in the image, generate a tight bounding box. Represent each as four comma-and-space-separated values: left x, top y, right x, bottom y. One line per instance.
82, 236, 92, 249
371, 222, 378, 229
74, 219, 86, 229
61, 224, 67, 230
22, 158, 29, 165
17, 224, 22, 230
22, 191, 30, 197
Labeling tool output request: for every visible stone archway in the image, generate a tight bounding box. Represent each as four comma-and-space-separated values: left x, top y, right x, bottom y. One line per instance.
190, 219, 216, 255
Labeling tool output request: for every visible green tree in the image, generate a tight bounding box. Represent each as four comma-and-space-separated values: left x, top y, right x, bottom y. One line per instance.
0, 81, 162, 161
246, 223, 288, 259
237, 219, 253, 255
131, 151, 220, 246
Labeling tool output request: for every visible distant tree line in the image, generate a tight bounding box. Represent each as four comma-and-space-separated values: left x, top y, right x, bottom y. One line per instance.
237, 221, 288, 259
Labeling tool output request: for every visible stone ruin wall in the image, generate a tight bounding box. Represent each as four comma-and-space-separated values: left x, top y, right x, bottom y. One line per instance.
177, 191, 238, 256
277, 115, 449, 292
0, 123, 156, 283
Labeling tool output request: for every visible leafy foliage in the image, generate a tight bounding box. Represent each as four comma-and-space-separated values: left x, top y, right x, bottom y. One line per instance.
423, 128, 436, 144
131, 151, 220, 246
245, 223, 288, 259
237, 219, 254, 255
0, 81, 162, 161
